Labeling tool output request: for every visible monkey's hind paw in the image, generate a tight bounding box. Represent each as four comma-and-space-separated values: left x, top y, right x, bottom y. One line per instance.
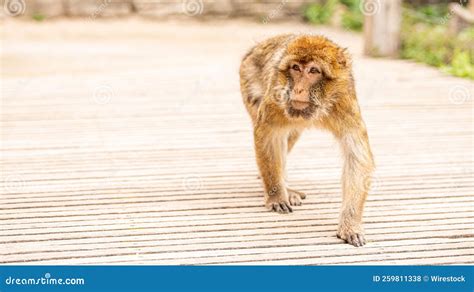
287, 188, 306, 206
337, 231, 366, 247
265, 196, 293, 214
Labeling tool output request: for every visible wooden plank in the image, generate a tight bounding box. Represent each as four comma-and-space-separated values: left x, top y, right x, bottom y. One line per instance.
3, 235, 473, 263
18, 245, 474, 265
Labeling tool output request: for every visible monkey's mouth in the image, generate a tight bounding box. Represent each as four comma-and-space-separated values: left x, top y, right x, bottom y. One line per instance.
290, 100, 311, 110
286, 101, 318, 119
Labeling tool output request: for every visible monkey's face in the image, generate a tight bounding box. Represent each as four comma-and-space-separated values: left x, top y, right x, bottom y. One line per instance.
274, 35, 350, 120
281, 60, 325, 119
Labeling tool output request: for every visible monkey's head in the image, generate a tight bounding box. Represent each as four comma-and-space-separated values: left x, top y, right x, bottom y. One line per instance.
276, 35, 351, 120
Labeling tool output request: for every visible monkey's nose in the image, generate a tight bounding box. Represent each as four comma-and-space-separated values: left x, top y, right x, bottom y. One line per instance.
294, 88, 304, 94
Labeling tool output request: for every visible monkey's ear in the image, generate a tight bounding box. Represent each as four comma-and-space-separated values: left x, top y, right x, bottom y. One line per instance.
323, 48, 349, 79
337, 48, 348, 68
321, 63, 336, 79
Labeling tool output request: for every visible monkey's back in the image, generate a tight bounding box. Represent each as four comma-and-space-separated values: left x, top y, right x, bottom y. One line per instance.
239, 34, 295, 123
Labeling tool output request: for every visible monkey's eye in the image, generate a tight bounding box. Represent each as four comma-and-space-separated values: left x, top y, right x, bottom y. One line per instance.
309, 67, 321, 74
291, 64, 301, 72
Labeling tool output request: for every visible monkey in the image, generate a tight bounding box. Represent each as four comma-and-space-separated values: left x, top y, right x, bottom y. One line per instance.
239, 34, 375, 247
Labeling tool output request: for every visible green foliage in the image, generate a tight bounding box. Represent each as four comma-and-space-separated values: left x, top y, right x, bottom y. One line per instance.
444, 28, 474, 79
403, 3, 449, 25
401, 8, 474, 80
32, 13, 45, 22
304, 0, 338, 24
401, 25, 450, 67
341, 11, 363, 31
302, 0, 473, 79
304, 0, 363, 31
339, 0, 359, 10
443, 50, 474, 79
417, 4, 448, 19
341, 0, 363, 31
457, 27, 474, 49
418, 4, 448, 23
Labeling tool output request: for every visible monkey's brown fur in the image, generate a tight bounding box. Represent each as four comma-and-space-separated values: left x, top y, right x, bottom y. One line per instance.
239, 34, 375, 247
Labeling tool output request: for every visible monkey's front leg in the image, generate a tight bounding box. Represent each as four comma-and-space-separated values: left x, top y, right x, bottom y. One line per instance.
337, 126, 375, 247
254, 124, 292, 213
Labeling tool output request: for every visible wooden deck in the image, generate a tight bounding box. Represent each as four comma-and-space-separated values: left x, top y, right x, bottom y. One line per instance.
1, 19, 473, 265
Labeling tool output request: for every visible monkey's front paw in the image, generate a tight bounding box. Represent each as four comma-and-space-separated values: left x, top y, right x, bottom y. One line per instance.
337, 229, 366, 247
287, 188, 306, 206
265, 196, 292, 214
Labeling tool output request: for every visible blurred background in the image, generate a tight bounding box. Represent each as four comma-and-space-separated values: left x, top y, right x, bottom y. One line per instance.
0, 1, 473, 265
1, 0, 473, 79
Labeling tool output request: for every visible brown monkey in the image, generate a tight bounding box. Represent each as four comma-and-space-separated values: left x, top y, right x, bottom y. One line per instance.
239, 34, 375, 247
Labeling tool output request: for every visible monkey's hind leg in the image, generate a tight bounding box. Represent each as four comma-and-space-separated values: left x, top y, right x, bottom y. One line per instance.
286, 130, 307, 206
